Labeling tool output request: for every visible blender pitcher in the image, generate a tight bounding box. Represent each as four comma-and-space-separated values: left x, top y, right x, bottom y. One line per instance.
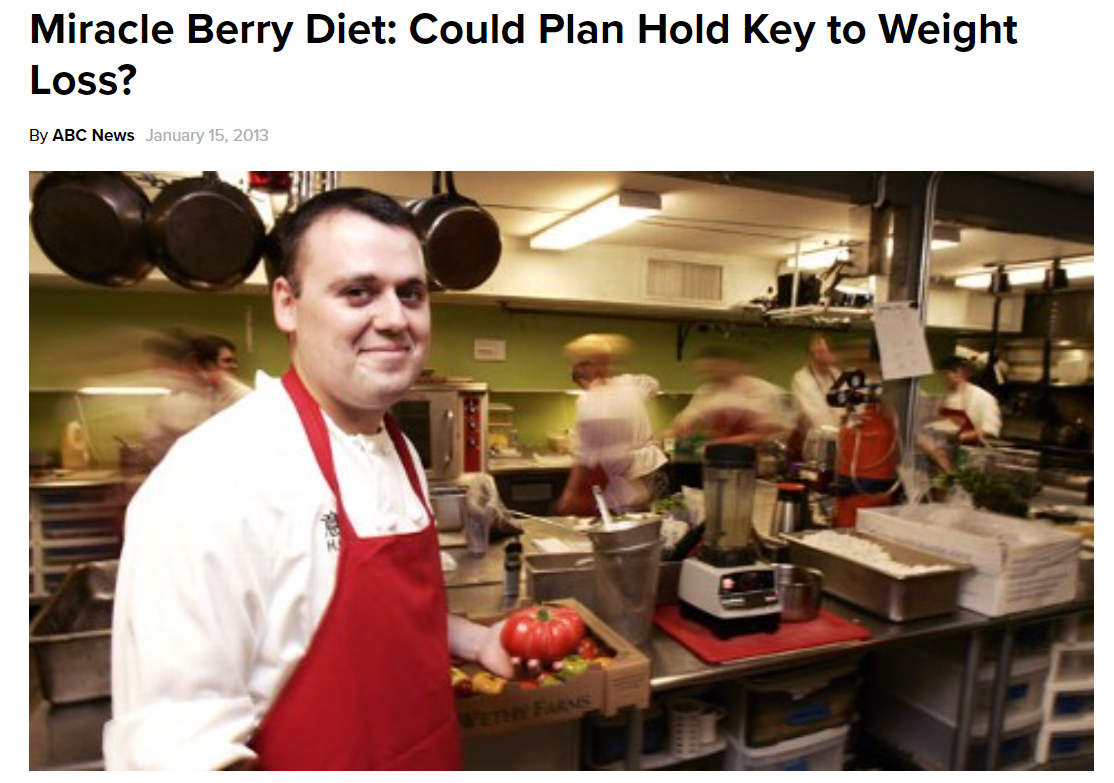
701, 443, 758, 566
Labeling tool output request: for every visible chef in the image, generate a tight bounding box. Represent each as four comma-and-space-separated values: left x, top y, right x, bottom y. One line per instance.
105, 189, 512, 770
669, 346, 790, 445
555, 333, 667, 515
937, 355, 1002, 443
790, 333, 842, 431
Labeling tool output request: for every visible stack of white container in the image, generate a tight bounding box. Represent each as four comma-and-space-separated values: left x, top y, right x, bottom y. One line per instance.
1036, 615, 1094, 766
721, 662, 858, 771
865, 630, 1052, 771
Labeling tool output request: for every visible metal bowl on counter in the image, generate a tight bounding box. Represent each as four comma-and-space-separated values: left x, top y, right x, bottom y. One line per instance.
774, 564, 823, 622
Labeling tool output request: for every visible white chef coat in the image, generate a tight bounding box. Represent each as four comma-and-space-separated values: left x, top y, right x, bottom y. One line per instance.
574, 374, 667, 510
673, 375, 791, 437
104, 374, 429, 770
791, 364, 842, 429
942, 383, 1003, 438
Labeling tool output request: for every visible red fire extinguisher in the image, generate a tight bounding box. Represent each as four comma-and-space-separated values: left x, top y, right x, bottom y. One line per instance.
827, 372, 899, 527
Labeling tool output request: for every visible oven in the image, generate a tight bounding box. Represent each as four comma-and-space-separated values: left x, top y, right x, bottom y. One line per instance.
390, 382, 488, 485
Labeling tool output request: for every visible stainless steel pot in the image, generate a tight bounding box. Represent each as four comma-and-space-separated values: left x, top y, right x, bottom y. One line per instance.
774, 563, 823, 622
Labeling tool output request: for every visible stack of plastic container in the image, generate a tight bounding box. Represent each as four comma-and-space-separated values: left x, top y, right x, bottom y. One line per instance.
721, 662, 858, 771
1037, 616, 1094, 766
865, 631, 1052, 771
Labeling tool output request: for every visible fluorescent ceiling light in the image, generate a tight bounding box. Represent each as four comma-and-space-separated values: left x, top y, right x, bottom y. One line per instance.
1008, 268, 1047, 286
78, 387, 171, 396
953, 257, 1094, 290
954, 273, 992, 290
1065, 259, 1094, 279
530, 190, 661, 250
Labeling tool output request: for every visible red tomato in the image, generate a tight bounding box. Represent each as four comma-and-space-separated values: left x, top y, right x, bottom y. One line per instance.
499, 604, 586, 664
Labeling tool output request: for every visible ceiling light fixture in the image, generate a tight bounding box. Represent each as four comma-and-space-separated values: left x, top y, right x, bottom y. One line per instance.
529, 190, 662, 251
953, 256, 1094, 290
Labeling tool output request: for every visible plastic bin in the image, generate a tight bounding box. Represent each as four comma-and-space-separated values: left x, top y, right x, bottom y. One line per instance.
866, 691, 1041, 771
724, 726, 848, 771
1049, 641, 1094, 685
1038, 721, 1094, 764
870, 641, 1049, 734
1048, 687, 1094, 722
724, 661, 858, 748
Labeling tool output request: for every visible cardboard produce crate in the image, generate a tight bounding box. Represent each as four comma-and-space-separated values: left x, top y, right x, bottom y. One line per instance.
857, 505, 1080, 617
454, 599, 651, 736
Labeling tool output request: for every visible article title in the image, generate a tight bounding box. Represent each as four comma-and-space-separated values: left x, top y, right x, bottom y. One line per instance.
31, 11, 1020, 95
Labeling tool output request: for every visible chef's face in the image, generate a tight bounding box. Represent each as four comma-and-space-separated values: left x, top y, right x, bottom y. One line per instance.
273, 209, 430, 433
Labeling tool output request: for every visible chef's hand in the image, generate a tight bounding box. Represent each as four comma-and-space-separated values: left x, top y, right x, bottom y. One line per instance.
475, 620, 514, 679
446, 614, 514, 679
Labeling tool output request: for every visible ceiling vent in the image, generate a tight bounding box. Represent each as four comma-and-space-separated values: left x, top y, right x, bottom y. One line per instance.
645, 258, 723, 303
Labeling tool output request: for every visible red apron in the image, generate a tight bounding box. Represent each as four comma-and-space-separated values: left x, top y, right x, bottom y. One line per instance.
939, 406, 977, 439
249, 369, 462, 770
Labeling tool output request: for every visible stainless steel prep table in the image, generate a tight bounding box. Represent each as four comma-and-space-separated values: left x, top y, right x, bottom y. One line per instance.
443, 515, 1093, 770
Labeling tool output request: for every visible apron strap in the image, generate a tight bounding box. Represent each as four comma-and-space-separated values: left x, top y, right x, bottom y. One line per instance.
283, 368, 434, 538
383, 414, 434, 520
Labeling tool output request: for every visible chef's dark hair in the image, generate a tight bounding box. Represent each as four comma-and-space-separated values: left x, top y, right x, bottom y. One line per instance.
940, 355, 974, 376
264, 188, 420, 293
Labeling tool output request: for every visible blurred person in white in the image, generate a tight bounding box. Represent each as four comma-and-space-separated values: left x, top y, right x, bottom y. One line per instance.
192, 333, 252, 409
140, 328, 215, 465
670, 345, 791, 445
791, 333, 842, 431
106, 189, 511, 771
937, 354, 1002, 443
555, 333, 668, 515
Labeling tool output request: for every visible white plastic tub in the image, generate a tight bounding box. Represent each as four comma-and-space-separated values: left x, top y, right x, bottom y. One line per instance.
723, 726, 848, 771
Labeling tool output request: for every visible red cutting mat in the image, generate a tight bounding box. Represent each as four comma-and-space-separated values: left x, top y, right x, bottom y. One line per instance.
653, 604, 871, 664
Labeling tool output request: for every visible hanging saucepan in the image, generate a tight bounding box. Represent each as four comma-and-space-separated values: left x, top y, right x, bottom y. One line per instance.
30, 171, 153, 287
147, 172, 265, 292
409, 172, 501, 290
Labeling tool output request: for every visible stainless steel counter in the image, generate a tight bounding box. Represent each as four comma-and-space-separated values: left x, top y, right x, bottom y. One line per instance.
443, 515, 1094, 770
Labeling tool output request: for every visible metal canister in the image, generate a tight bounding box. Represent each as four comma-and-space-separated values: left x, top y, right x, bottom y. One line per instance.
587, 515, 662, 647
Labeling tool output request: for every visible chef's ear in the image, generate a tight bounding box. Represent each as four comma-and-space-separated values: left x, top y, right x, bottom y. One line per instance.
272, 276, 297, 334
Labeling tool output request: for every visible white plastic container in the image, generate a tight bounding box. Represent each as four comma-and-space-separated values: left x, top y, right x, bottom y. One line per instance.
866, 691, 1042, 771
723, 726, 848, 771
857, 505, 1080, 616
1049, 641, 1094, 685
1037, 718, 1094, 764
871, 642, 1049, 734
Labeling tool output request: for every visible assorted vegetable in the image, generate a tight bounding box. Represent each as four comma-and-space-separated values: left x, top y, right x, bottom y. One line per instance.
450, 603, 616, 696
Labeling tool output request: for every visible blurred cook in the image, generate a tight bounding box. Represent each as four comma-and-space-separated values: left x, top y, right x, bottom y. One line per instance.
555, 333, 667, 516
938, 355, 1002, 444
791, 333, 842, 430
106, 189, 511, 771
670, 346, 790, 445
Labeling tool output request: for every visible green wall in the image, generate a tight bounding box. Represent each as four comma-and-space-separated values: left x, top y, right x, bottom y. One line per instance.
29, 287, 956, 462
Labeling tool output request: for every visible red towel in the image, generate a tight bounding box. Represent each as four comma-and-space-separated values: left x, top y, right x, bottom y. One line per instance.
654, 604, 871, 664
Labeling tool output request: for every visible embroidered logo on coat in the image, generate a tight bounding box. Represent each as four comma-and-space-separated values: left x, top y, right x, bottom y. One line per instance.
322, 510, 340, 553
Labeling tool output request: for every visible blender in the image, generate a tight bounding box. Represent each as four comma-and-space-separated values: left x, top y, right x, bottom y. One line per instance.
678, 443, 782, 637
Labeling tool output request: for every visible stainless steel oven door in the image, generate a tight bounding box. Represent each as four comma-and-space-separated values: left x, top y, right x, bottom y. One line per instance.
391, 390, 460, 482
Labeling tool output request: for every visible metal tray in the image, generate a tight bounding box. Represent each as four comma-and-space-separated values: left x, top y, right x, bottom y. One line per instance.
524, 553, 682, 607
781, 530, 968, 622
30, 560, 117, 704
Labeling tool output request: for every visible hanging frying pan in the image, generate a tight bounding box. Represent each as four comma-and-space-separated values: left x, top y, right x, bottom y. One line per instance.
409, 172, 501, 291
147, 173, 265, 292
30, 171, 153, 287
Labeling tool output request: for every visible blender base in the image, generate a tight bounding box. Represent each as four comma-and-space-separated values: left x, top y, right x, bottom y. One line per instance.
679, 600, 781, 638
